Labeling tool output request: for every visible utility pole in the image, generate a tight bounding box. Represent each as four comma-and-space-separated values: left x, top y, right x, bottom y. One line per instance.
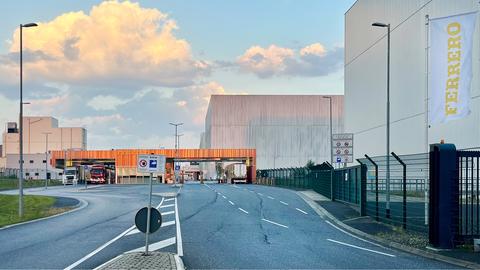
43, 132, 51, 189
169, 123, 183, 186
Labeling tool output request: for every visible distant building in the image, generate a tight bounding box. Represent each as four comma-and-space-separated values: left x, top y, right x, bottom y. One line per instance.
0, 116, 87, 179
201, 95, 344, 170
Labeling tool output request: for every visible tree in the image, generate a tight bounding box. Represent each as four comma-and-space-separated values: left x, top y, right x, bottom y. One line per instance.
305, 160, 315, 169
215, 162, 224, 179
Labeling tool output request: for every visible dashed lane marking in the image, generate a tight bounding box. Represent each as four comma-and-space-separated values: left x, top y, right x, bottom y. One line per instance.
280, 201, 289, 206
295, 208, 308, 215
238, 208, 249, 214
257, 193, 264, 196
261, 218, 289, 229
222, 195, 227, 199
267, 196, 275, 200
228, 200, 235, 205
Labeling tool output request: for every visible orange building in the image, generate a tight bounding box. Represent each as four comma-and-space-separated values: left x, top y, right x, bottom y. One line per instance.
50, 148, 256, 184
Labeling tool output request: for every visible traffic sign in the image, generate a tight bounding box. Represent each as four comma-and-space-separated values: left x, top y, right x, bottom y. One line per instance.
333, 133, 354, 163
135, 207, 162, 233
137, 155, 166, 173
175, 165, 181, 171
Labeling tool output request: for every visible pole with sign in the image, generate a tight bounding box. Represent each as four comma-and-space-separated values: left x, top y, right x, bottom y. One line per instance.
332, 133, 354, 166
137, 154, 166, 255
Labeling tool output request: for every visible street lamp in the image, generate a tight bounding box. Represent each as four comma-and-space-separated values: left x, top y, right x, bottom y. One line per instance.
169, 122, 183, 186
372, 21, 391, 218
19, 22, 38, 217
43, 132, 52, 189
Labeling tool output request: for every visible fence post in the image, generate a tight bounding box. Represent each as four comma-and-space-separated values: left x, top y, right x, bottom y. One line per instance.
391, 152, 407, 230
356, 160, 367, 216
365, 154, 379, 221
429, 143, 458, 249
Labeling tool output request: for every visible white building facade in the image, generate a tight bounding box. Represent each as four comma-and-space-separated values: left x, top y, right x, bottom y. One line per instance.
201, 95, 344, 169
345, 0, 480, 160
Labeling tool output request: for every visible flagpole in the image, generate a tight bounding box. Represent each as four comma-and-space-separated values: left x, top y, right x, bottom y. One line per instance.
424, 14, 429, 226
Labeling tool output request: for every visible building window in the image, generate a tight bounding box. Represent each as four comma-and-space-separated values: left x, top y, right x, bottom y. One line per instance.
25, 173, 30, 176
59, 173, 63, 176
18, 160, 25, 164
42, 160, 47, 163
29, 160, 34, 164
35, 173, 39, 176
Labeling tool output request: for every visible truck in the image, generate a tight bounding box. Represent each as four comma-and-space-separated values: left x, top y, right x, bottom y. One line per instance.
89, 164, 107, 184
227, 163, 247, 184
62, 167, 78, 185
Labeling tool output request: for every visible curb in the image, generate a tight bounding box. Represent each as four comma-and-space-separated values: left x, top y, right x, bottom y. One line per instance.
297, 192, 480, 269
93, 252, 185, 270
0, 197, 88, 231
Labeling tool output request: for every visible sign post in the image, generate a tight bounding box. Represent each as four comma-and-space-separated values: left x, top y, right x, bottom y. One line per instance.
137, 154, 166, 255
332, 133, 354, 166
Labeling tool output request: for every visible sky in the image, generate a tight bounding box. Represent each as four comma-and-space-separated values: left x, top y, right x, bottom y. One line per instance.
0, 0, 355, 149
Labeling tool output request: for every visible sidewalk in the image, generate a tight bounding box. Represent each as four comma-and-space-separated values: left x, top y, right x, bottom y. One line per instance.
299, 189, 480, 269
96, 252, 184, 270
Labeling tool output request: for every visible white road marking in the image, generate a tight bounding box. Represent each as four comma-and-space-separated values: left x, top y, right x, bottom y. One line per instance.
238, 208, 249, 214
162, 220, 176, 227
295, 208, 308, 215
249, 190, 254, 193
160, 204, 175, 208
257, 193, 264, 196
280, 201, 289, 206
126, 237, 176, 253
161, 210, 175, 216
261, 218, 289, 228
326, 239, 395, 257
222, 195, 227, 199
325, 220, 385, 248
175, 197, 183, 256
164, 198, 175, 202
267, 196, 275, 200
228, 200, 235, 205
233, 185, 240, 189
64, 198, 165, 270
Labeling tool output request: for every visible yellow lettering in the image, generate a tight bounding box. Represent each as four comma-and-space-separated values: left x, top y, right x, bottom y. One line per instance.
445, 104, 457, 115
446, 77, 459, 89
447, 22, 461, 35
448, 63, 460, 76
448, 50, 461, 62
445, 91, 458, 103
448, 36, 461, 49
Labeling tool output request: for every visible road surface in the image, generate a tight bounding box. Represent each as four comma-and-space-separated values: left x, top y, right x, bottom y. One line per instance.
0, 183, 460, 269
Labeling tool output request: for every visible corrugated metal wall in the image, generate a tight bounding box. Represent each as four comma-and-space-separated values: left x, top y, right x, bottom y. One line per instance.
345, 0, 480, 159
202, 95, 344, 169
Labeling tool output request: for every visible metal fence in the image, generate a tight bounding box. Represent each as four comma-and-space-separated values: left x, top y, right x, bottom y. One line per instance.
358, 153, 429, 233
457, 151, 480, 241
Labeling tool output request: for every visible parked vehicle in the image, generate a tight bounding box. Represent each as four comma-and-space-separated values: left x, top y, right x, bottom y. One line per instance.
89, 164, 107, 184
226, 163, 247, 184
62, 167, 78, 185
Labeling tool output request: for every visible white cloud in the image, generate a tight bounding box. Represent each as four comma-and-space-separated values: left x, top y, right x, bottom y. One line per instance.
2, 1, 209, 88
237, 43, 343, 78
87, 95, 129, 111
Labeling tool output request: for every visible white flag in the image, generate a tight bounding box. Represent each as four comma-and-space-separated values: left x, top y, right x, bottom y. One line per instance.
429, 12, 477, 124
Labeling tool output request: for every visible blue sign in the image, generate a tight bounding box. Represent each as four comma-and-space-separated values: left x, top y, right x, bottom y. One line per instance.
336, 157, 342, 163
175, 165, 181, 171
149, 159, 157, 168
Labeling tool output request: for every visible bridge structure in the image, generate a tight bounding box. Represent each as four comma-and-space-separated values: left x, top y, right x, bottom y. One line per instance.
50, 148, 256, 184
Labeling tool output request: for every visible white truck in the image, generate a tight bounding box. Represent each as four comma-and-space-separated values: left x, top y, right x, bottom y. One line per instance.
62, 166, 78, 185
230, 163, 247, 184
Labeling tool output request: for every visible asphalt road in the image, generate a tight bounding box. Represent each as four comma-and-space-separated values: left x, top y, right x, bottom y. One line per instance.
0, 182, 461, 269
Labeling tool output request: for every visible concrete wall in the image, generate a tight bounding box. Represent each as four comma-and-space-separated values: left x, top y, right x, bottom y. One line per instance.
2, 116, 87, 156
3, 153, 62, 179
345, 0, 480, 160
202, 95, 344, 169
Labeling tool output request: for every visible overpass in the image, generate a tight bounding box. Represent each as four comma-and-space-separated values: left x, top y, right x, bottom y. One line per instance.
50, 149, 256, 184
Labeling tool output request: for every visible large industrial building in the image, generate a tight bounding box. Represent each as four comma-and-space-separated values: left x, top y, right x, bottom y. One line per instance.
200, 95, 344, 170
345, 0, 480, 160
0, 116, 87, 179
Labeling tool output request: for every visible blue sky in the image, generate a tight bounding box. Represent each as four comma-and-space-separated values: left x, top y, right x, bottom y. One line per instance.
0, 0, 355, 149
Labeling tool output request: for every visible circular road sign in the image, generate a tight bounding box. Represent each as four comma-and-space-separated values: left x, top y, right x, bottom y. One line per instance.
135, 207, 162, 234
138, 159, 148, 168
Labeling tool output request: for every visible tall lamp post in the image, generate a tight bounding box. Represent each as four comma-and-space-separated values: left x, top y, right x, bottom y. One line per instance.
372, 22, 391, 218
323, 96, 333, 200
169, 122, 183, 186
19, 22, 38, 217
43, 132, 51, 189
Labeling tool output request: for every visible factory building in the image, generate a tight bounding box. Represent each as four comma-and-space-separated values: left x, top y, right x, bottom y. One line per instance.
0, 116, 87, 179
345, 0, 480, 160
201, 95, 344, 170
